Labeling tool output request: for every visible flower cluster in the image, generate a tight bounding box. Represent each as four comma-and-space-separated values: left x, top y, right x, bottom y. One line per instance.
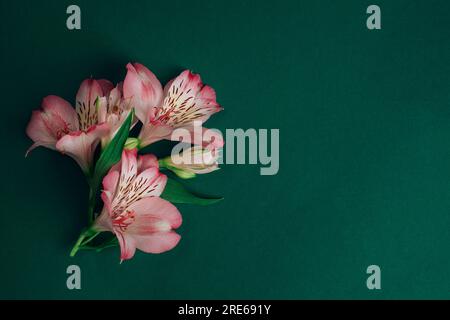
26, 63, 223, 262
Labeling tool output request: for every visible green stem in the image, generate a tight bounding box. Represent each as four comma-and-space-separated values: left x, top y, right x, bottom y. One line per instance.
70, 228, 98, 257
78, 236, 119, 252
81, 231, 100, 246
70, 232, 87, 257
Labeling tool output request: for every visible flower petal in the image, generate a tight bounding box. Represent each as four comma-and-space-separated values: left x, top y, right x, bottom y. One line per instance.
123, 63, 163, 123
107, 149, 138, 214
26, 111, 58, 155
137, 154, 159, 172
93, 208, 114, 232
171, 126, 224, 148
108, 86, 122, 108
97, 97, 108, 123
133, 232, 181, 254
127, 197, 182, 231
41, 95, 79, 130
55, 123, 109, 173
98, 79, 114, 96
116, 232, 137, 261
152, 70, 222, 127
134, 168, 167, 198
118, 148, 138, 188
138, 122, 173, 148
101, 169, 120, 214
76, 79, 104, 130
103, 169, 120, 194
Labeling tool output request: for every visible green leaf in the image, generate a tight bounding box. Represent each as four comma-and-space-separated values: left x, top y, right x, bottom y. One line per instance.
91, 110, 134, 190
161, 177, 223, 206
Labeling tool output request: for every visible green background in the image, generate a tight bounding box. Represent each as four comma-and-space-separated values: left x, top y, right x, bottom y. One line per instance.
1, 0, 450, 299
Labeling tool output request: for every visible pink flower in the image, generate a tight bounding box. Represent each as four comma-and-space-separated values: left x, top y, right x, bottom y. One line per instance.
26, 79, 113, 173
93, 149, 182, 261
123, 63, 223, 148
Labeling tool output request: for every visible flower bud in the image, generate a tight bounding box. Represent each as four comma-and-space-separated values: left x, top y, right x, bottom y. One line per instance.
161, 146, 220, 179
124, 137, 140, 150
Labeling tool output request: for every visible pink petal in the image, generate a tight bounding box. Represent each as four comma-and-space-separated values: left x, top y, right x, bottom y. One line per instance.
55, 123, 109, 173
171, 126, 224, 148
98, 79, 114, 96
128, 197, 182, 230
116, 232, 137, 261
153, 70, 222, 127
77, 79, 103, 107
123, 63, 163, 123
199, 85, 217, 101
41, 95, 79, 130
138, 122, 173, 148
137, 154, 159, 172
163, 70, 202, 95
97, 97, 108, 123
110, 168, 167, 215
135, 168, 167, 198
118, 148, 138, 186
103, 169, 120, 194
138, 154, 159, 172
101, 190, 114, 218
76, 79, 104, 131
26, 111, 58, 155
202, 127, 224, 149
93, 208, 114, 232
107, 149, 139, 213
108, 86, 122, 108
133, 232, 181, 254
101, 170, 120, 213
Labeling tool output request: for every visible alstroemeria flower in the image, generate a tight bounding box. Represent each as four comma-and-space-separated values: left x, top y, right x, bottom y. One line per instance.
26, 79, 113, 173
161, 145, 220, 179
93, 149, 182, 261
123, 63, 223, 148
97, 82, 135, 147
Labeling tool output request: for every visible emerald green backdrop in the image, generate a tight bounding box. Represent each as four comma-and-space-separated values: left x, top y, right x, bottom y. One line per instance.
1, 0, 450, 299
